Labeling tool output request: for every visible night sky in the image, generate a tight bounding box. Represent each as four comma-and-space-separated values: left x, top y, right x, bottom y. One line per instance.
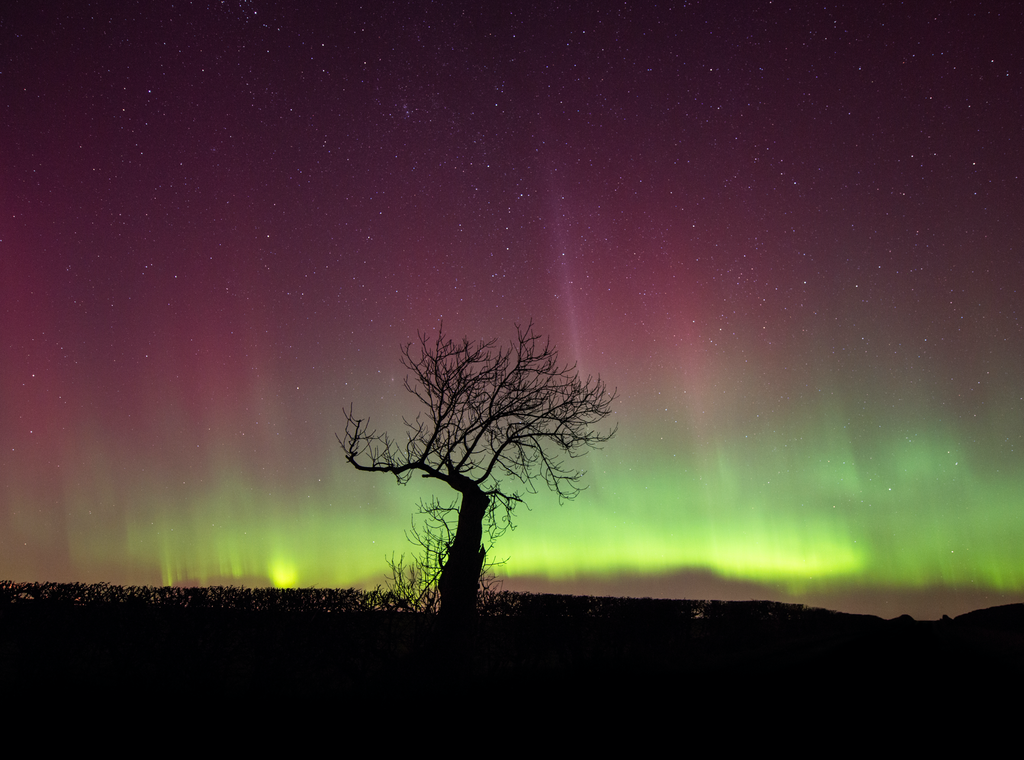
3, 1, 1023, 619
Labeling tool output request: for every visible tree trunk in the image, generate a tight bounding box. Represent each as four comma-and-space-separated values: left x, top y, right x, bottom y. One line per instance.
437, 483, 488, 620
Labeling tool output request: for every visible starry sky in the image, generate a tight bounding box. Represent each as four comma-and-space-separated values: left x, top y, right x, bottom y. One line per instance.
3, 1, 1023, 619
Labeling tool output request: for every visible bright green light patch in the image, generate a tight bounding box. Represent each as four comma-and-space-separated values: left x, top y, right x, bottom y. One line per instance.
497, 418, 1024, 594
269, 559, 298, 588
500, 491, 867, 593
65, 458, 417, 589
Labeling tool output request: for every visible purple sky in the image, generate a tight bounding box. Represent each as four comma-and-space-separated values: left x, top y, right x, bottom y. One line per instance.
3, 1, 1023, 619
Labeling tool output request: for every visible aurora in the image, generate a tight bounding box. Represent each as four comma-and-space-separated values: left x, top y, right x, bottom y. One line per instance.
3, 1, 1022, 620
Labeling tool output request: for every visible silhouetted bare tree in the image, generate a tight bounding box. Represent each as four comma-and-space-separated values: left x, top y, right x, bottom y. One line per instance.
339, 322, 616, 620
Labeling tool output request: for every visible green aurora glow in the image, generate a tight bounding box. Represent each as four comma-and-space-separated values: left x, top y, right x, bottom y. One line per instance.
46, 397, 1022, 610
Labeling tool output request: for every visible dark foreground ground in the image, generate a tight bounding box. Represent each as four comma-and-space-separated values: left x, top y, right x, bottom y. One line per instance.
3, 582, 1021, 717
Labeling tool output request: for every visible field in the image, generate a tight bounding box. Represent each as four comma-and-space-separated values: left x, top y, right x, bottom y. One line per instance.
3, 581, 1021, 713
